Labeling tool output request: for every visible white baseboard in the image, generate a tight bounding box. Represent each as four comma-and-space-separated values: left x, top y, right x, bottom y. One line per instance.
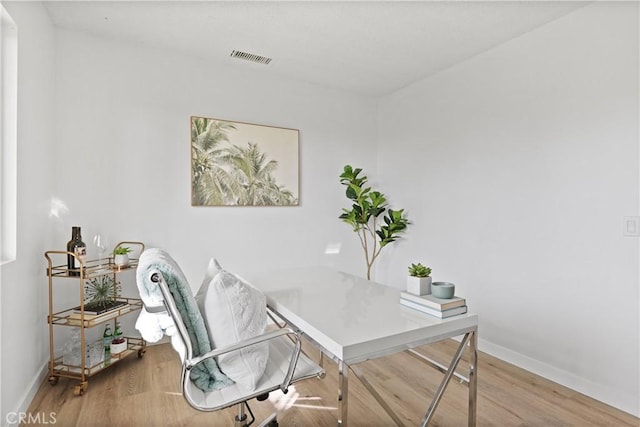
478, 337, 639, 418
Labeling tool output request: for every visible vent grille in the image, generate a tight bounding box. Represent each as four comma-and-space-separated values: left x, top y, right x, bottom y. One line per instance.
230, 50, 272, 65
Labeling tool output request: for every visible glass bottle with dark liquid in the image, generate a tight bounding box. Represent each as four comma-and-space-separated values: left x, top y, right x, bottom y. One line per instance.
66, 226, 86, 276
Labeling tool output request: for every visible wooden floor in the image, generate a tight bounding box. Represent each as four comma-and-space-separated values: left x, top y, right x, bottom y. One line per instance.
27, 339, 638, 426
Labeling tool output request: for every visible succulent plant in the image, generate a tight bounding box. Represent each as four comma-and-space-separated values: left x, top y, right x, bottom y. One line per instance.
408, 263, 432, 278
113, 246, 132, 255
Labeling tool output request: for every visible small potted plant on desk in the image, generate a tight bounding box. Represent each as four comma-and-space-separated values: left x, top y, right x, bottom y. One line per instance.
407, 262, 432, 296
113, 246, 132, 268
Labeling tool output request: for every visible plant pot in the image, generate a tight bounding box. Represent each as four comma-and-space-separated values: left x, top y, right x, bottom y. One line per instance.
110, 338, 127, 354
406, 276, 432, 296
431, 282, 455, 299
114, 254, 129, 267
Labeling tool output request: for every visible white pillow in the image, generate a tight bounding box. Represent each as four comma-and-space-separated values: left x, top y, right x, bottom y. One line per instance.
196, 259, 269, 391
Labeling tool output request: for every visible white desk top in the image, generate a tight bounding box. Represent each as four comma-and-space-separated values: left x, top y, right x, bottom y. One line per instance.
247, 267, 478, 364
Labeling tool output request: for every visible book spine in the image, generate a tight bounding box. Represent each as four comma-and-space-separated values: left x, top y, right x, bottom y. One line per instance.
69, 306, 130, 320
400, 293, 441, 309
399, 292, 465, 310
400, 299, 446, 317
400, 298, 464, 311
400, 299, 467, 318
73, 301, 127, 315
67, 310, 122, 325
74, 310, 104, 315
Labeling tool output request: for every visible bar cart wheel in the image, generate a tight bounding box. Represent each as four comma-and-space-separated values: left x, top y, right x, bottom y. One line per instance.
138, 348, 146, 358
48, 376, 58, 386
73, 381, 88, 396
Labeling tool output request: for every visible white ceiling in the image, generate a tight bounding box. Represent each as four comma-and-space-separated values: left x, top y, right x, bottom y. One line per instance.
43, 1, 588, 97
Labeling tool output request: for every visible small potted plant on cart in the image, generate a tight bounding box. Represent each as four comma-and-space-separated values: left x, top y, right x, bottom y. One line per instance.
113, 245, 132, 268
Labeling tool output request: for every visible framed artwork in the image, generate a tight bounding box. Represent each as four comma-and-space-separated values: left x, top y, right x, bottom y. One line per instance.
191, 116, 299, 206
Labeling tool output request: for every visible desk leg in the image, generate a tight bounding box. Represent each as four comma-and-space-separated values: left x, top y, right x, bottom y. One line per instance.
420, 332, 472, 427
468, 329, 478, 427
338, 360, 348, 426
351, 364, 406, 426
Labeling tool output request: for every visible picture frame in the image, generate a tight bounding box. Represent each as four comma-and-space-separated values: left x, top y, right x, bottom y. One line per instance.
191, 116, 299, 206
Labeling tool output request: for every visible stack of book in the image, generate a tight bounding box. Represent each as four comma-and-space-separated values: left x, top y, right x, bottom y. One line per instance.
72, 300, 128, 316
400, 292, 467, 318
67, 300, 129, 325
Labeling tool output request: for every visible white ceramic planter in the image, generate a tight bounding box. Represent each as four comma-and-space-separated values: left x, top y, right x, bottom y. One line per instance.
406, 276, 432, 296
114, 254, 129, 267
110, 338, 128, 354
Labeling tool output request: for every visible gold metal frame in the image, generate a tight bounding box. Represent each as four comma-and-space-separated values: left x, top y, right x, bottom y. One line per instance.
44, 241, 147, 396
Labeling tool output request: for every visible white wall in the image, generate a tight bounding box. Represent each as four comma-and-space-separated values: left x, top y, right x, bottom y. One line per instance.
377, 2, 639, 416
52, 29, 377, 286
4, 0, 638, 420
0, 1, 55, 424
0, 10, 378, 419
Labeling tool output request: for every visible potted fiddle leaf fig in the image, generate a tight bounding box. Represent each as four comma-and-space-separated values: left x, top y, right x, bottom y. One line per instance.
407, 262, 432, 296
113, 246, 132, 267
339, 165, 409, 280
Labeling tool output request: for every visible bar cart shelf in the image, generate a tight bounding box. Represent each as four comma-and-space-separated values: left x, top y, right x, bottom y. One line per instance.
45, 241, 146, 396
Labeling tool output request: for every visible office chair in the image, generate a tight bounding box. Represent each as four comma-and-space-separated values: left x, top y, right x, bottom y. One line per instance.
135, 249, 324, 427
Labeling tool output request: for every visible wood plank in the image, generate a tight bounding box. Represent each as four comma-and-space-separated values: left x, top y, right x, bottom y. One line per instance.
26, 340, 638, 426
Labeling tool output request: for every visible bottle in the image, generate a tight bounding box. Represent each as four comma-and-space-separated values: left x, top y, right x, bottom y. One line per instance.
103, 324, 112, 362
113, 321, 123, 339
66, 226, 86, 276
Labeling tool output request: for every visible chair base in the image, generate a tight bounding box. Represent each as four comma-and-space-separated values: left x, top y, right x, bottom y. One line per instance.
256, 413, 277, 427
235, 401, 278, 427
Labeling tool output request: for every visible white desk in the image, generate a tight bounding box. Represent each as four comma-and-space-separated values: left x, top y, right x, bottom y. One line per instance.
247, 267, 478, 426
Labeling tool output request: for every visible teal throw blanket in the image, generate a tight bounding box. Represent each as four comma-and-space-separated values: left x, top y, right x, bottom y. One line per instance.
137, 248, 233, 392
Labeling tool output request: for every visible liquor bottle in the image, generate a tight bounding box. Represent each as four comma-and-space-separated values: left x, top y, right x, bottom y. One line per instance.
66, 226, 86, 276
103, 324, 112, 362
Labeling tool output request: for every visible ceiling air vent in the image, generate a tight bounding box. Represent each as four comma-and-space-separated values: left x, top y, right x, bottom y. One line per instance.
230, 50, 272, 65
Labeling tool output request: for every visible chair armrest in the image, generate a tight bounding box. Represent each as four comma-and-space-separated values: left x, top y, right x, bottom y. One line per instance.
186, 327, 303, 393
147, 269, 304, 394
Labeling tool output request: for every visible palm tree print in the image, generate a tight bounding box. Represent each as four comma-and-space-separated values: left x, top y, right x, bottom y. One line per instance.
191, 117, 298, 206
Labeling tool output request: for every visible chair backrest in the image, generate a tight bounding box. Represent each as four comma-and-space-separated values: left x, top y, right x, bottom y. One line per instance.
135, 249, 325, 416
135, 248, 233, 391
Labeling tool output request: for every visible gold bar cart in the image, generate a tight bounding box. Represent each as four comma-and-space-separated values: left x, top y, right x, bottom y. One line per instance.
44, 241, 146, 396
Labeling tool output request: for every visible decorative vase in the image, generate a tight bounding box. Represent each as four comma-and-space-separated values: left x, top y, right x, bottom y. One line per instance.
406, 276, 432, 296
114, 254, 129, 267
431, 282, 455, 299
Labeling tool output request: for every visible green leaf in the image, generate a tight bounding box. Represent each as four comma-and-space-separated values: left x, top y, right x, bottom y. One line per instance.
345, 186, 357, 200
369, 191, 387, 208
408, 263, 432, 277
339, 165, 410, 276
369, 207, 385, 218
